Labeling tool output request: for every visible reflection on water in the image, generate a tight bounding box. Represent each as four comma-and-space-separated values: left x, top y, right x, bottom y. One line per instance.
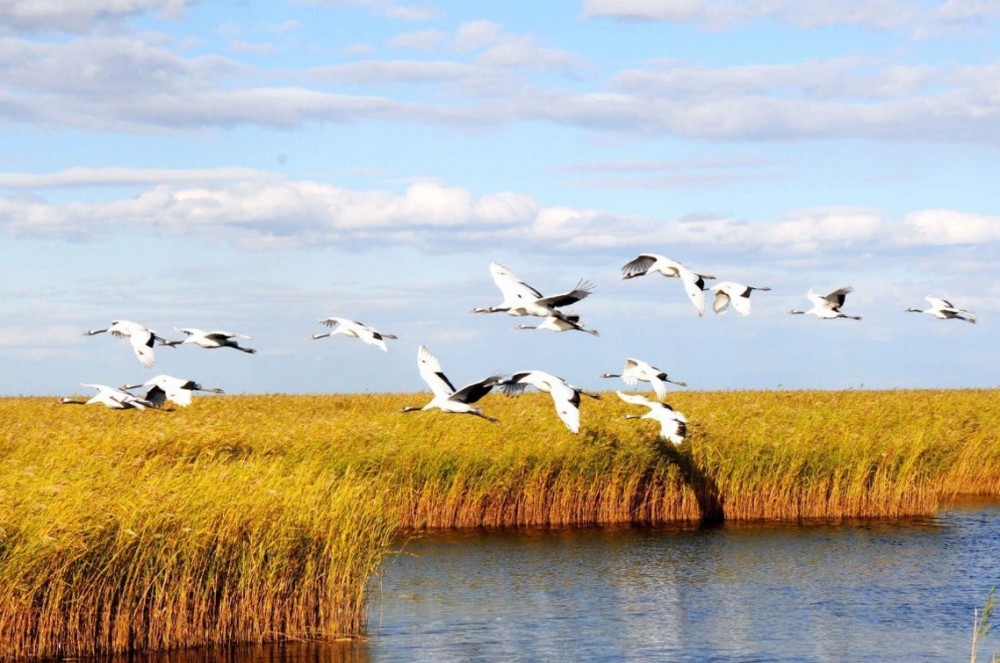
371, 498, 1000, 663
105, 499, 999, 663
103, 640, 367, 663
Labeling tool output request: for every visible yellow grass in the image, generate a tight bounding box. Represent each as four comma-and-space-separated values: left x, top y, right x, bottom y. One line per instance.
1, 388, 997, 658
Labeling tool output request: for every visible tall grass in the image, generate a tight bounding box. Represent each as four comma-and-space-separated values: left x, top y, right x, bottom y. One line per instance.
1, 388, 997, 657
0, 397, 398, 659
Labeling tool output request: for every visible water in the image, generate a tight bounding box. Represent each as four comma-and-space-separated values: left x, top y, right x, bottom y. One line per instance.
108, 499, 999, 662
369, 499, 1000, 662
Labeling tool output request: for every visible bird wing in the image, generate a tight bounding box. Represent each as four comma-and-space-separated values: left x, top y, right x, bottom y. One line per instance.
621, 253, 667, 278
175, 327, 199, 337
648, 375, 668, 400
417, 345, 456, 397
144, 385, 168, 408
353, 323, 389, 351
924, 296, 953, 311
320, 317, 345, 328
823, 287, 853, 311
451, 376, 501, 405
616, 390, 652, 407
620, 358, 642, 386
553, 395, 581, 434
658, 417, 686, 445
712, 287, 732, 314
678, 266, 708, 316
535, 280, 595, 309
491, 262, 544, 306
549, 381, 582, 434
726, 284, 754, 316
209, 330, 249, 340
500, 371, 534, 397
129, 331, 156, 368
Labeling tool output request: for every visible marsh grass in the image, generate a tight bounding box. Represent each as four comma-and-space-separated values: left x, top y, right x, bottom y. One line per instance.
1, 388, 997, 658
971, 588, 998, 663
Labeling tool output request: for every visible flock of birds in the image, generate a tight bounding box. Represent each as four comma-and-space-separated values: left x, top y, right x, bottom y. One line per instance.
61, 253, 978, 445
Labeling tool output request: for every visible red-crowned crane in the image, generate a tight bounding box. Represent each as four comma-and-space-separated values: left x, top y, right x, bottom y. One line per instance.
620, 253, 715, 316
600, 357, 686, 400
616, 391, 688, 445
472, 261, 594, 319
400, 345, 502, 422
789, 287, 861, 320
499, 369, 600, 434
165, 328, 257, 353
906, 296, 976, 324
83, 320, 168, 369
710, 281, 771, 316
312, 317, 398, 351
122, 374, 224, 408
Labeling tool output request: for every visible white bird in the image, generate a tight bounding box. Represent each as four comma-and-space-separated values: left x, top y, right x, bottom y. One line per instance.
472, 261, 594, 319
400, 345, 502, 422
121, 374, 224, 408
59, 383, 153, 410
616, 391, 688, 445
906, 296, 976, 324
499, 370, 601, 434
312, 317, 399, 351
620, 253, 715, 316
710, 281, 772, 316
83, 320, 168, 368
514, 313, 599, 336
165, 328, 257, 353
600, 357, 686, 400
789, 287, 861, 320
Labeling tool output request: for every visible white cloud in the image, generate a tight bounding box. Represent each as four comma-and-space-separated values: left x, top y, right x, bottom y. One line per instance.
3, 25, 999, 144
581, 0, 1000, 34
388, 29, 448, 51
900, 209, 1000, 244
3, 172, 996, 259
0, 166, 276, 189
0, 0, 193, 33
295, 0, 442, 22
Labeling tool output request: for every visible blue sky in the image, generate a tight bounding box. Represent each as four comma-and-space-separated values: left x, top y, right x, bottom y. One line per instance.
2, 0, 998, 397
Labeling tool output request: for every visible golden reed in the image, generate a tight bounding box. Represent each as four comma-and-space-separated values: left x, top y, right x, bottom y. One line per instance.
1, 388, 997, 657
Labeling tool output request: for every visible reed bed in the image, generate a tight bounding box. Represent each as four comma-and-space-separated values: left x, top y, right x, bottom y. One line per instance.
1, 388, 997, 658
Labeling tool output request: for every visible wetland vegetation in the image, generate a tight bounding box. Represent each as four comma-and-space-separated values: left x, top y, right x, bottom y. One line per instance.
1, 388, 998, 658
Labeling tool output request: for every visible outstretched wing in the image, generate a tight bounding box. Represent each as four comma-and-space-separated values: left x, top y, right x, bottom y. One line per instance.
165, 384, 193, 407
648, 375, 668, 400
712, 287, 732, 314
143, 385, 168, 408
823, 287, 853, 311
355, 323, 389, 351
678, 266, 709, 316
207, 330, 250, 340
550, 384, 582, 434
129, 331, 156, 368
417, 345, 456, 397
491, 262, 544, 307
924, 296, 954, 310
536, 280, 595, 309
553, 397, 581, 434
500, 371, 533, 397
621, 253, 669, 279
451, 376, 501, 405
616, 391, 652, 407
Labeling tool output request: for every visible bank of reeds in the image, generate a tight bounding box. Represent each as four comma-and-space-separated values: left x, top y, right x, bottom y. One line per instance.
1, 388, 997, 658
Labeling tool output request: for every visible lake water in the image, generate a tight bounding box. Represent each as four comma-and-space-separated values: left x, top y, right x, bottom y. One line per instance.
109, 499, 999, 662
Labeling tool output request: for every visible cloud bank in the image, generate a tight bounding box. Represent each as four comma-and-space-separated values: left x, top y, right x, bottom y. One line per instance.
2, 169, 997, 256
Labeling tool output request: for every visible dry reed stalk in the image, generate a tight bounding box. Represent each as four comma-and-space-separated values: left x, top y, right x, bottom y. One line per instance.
1, 388, 998, 657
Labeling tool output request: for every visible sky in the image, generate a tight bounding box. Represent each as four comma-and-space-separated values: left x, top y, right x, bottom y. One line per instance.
2, 0, 999, 398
